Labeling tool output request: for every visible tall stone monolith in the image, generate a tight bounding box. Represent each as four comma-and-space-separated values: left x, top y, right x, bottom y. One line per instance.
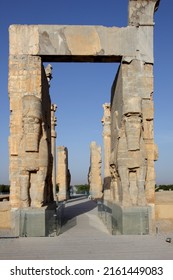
102, 103, 111, 200
88, 141, 102, 199
57, 146, 71, 201
9, 59, 54, 208
51, 104, 57, 201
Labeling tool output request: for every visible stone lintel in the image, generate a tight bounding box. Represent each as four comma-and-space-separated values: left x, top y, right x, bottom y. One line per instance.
9, 24, 154, 63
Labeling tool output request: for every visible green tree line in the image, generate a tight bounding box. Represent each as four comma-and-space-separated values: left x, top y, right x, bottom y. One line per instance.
1, 184, 173, 194
74, 184, 90, 194
0, 184, 10, 193
155, 184, 173, 192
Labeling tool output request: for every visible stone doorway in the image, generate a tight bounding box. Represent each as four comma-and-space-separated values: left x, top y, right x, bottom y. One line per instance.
7, 0, 160, 236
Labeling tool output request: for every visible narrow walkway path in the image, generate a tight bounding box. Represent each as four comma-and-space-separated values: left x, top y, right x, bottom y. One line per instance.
0, 197, 173, 259
61, 196, 109, 237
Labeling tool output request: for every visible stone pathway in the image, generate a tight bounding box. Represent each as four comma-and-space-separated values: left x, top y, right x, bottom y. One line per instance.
0, 197, 173, 260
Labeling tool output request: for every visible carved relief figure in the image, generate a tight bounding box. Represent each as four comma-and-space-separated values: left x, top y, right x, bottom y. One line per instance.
113, 97, 147, 207
19, 95, 53, 208
109, 160, 119, 203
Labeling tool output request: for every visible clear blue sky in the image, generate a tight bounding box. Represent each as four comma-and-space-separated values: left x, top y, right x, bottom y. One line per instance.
0, 0, 172, 186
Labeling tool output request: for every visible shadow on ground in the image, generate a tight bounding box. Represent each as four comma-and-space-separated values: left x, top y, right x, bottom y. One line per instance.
65, 199, 97, 220
66, 195, 88, 203
60, 199, 97, 234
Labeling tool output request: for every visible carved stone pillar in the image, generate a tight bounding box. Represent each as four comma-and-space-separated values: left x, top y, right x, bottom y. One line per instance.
88, 141, 102, 199
107, 0, 160, 233
57, 146, 70, 201
51, 104, 57, 201
9, 55, 53, 208
102, 103, 111, 200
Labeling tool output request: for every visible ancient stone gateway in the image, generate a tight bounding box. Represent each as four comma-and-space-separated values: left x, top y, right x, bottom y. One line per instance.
8, 0, 160, 235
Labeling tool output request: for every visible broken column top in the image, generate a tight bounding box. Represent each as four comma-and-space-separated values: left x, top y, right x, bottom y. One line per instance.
45, 64, 53, 84
58, 146, 67, 152
51, 104, 57, 112
128, 0, 160, 26
102, 103, 111, 124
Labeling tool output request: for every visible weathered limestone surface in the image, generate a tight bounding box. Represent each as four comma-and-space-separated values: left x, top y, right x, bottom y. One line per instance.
110, 59, 158, 207
51, 104, 57, 200
128, 0, 160, 26
102, 103, 111, 200
108, 0, 160, 211
9, 56, 54, 208
57, 146, 71, 201
111, 71, 147, 207
9, 24, 154, 63
88, 142, 102, 199
0, 202, 11, 229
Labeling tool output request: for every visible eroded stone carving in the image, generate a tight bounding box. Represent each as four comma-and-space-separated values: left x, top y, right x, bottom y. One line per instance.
9, 56, 53, 208
109, 160, 119, 203
102, 103, 111, 200
117, 116, 147, 206
20, 95, 53, 208
110, 58, 157, 208
45, 64, 53, 85
88, 141, 102, 199
51, 104, 57, 200
22, 95, 42, 153
128, 0, 160, 26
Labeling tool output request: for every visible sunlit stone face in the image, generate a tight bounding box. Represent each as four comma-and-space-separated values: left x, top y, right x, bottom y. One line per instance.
23, 116, 41, 152
124, 115, 142, 151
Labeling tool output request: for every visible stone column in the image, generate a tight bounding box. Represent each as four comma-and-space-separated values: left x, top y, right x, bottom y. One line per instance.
8, 54, 53, 208
51, 104, 57, 201
88, 141, 102, 199
109, 0, 159, 208
107, 0, 160, 233
101, 103, 111, 201
128, 0, 159, 209
111, 60, 158, 208
57, 146, 70, 201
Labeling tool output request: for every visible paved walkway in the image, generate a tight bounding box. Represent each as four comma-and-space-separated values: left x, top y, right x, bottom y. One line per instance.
0, 197, 173, 260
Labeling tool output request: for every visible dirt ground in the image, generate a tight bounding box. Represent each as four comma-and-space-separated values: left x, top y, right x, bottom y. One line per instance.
155, 191, 173, 235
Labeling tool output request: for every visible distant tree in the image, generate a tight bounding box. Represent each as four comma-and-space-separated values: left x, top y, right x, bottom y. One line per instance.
0, 184, 10, 193
74, 184, 90, 194
155, 184, 173, 192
